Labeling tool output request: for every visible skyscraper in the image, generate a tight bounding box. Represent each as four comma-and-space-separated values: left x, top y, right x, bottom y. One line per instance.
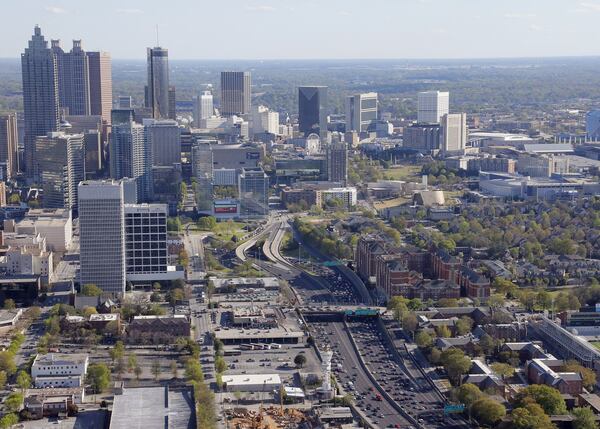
168, 86, 176, 120
143, 118, 181, 167
21, 26, 60, 176
110, 122, 153, 202
0, 113, 19, 179
78, 180, 126, 295
36, 131, 84, 210
346, 92, 378, 133
88, 51, 113, 124
327, 142, 348, 184
51, 40, 91, 116
586, 110, 600, 141
220, 71, 251, 117
417, 91, 449, 124
239, 167, 269, 217
298, 86, 328, 137
441, 113, 467, 155
193, 91, 214, 124
146, 47, 170, 119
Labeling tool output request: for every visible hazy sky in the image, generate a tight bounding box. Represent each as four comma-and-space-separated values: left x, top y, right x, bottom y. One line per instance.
1, 0, 599, 59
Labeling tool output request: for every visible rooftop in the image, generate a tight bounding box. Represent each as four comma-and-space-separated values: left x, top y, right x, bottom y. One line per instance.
33, 353, 88, 367
110, 386, 194, 429
222, 374, 282, 386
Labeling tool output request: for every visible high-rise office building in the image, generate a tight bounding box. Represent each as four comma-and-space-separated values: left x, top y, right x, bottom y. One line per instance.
51, 40, 91, 116
441, 113, 467, 155
346, 92, 378, 133
87, 51, 112, 124
78, 180, 126, 295
193, 91, 214, 125
21, 26, 60, 176
239, 167, 268, 217
220, 72, 251, 117
118, 96, 132, 109
298, 86, 328, 137
110, 122, 153, 202
327, 142, 348, 184
145, 47, 170, 119
36, 131, 84, 210
124, 204, 168, 278
168, 86, 176, 120
251, 105, 279, 135
143, 119, 181, 167
417, 91, 449, 124
0, 113, 19, 179
586, 110, 600, 141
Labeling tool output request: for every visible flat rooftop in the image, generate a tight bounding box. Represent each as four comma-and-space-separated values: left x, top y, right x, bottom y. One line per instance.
215, 328, 304, 340
33, 353, 88, 367
222, 374, 281, 386
110, 387, 194, 429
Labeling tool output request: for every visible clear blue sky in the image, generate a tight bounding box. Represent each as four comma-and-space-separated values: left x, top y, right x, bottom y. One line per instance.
1, 0, 599, 59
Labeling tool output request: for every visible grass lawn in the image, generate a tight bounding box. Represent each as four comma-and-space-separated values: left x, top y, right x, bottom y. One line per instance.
382, 165, 422, 180
590, 341, 600, 351
213, 221, 249, 242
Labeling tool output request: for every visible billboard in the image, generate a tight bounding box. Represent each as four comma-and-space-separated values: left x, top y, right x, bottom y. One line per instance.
213, 200, 238, 214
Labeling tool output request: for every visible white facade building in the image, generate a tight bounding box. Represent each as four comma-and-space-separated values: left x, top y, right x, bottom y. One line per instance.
193, 90, 214, 125
31, 353, 89, 388
316, 187, 357, 208
417, 91, 449, 124
346, 92, 378, 132
441, 113, 467, 155
251, 105, 280, 135
15, 208, 72, 252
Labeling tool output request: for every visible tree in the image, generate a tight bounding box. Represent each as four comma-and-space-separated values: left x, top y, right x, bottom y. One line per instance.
114, 357, 126, 379
512, 403, 554, 429
185, 360, 204, 383
215, 356, 227, 373
8, 193, 20, 204
170, 360, 178, 379
151, 360, 161, 381
437, 298, 459, 307
402, 313, 418, 334
81, 284, 103, 296
294, 353, 307, 368
573, 407, 597, 429
0, 352, 16, 375
441, 349, 472, 385
28, 306, 42, 320
0, 371, 6, 390
564, 360, 597, 391
479, 334, 496, 356
86, 363, 111, 393
435, 325, 452, 338
490, 362, 515, 380
4, 392, 23, 413
415, 331, 433, 349
537, 290, 552, 310
455, 316, 474, 336
429, 347, 442, 365
16, 370, 31, 392
127, 354, 138, 373
134, 365, 143, 381
515, 384, 567, 415
455, 383, 483, 407
470, 398, 506, 427
0, 413, 18, 429
3, 299, 15, 310
197, 216, 217, 231
82, 306, 98, 318
109, 341, 125, 364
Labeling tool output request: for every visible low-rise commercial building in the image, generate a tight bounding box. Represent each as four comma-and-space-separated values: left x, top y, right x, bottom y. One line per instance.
31, 353, 89, 388
222, 374, 282, 392
127, 315, 190, 344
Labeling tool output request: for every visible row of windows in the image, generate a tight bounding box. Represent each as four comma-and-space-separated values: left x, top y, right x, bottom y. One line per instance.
126, 242, 166, 250
126, 212, 165, 218
125, 218, 165, 226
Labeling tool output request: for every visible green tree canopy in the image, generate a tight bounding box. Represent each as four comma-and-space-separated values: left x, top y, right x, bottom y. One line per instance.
86, 363, 111, 393
471, 398, 506, 427
515, 384, 567, 415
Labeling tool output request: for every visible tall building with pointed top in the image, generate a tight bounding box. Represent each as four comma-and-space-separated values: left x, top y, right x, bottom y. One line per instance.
21, 26, 60, 177
145, 47, 170, 119
51, 39, 91, 116
298, 86, 328, 137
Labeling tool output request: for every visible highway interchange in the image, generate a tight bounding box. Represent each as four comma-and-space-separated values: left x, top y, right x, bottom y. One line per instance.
230, 214, 469, 429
